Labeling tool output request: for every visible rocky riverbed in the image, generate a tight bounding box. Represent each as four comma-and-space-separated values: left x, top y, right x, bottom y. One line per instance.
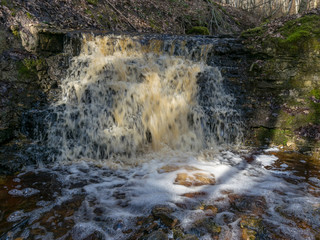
0, 149, 319, 239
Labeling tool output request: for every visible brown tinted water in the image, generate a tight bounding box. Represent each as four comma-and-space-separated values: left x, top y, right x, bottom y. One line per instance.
0, 150, 319, 239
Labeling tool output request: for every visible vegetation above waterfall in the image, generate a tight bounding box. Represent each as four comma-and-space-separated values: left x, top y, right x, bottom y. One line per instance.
242, 9, 320, 56
0, 0, 256, 35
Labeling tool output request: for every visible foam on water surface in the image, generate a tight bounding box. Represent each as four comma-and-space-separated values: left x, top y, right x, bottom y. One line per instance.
1, 151, 319, 239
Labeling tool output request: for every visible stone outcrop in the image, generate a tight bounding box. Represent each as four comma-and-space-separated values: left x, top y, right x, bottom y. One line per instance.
0, 23, 80, 173
0, 3, 319, 173
241, 11, 320, 155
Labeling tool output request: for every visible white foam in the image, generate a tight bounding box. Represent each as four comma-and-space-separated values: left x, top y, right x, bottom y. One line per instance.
254, 154, 278, 166
264, 147, 280, 152
309, 177, 320, 186
4, 150, 320, 239
71, 222, 108, 240
8, 188, 40, 197
7, 210, 26, 222
13, 178, 21, 182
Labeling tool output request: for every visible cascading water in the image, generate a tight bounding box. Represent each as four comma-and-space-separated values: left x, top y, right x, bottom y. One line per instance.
46, 34, 242, 163
2, 34, 319, 240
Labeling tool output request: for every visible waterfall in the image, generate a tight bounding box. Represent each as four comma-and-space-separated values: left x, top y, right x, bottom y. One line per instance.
46, 34, 242, 162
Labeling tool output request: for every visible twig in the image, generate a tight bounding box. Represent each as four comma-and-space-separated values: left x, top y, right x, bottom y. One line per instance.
104, 0, 137, 31
206, 0, 220, 34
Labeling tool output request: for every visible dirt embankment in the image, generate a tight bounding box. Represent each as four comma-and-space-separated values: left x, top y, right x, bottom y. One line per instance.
0, 0, 257, 35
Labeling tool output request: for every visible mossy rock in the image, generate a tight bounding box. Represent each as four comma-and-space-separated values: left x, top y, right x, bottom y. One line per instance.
17, 58, 44, 80
38, 32, 64, 53
253, 127, 293, 146
271, 15, 320, 55
241, 26, 263, 38
243, 14, 320, 56
86, 0, 98, 5
186, 26, 209, 35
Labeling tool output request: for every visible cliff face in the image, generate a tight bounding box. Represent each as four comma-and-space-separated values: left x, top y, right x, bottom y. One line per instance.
0, 0, 319, 173
0, 0, 256, 173
241, 10, 320, 155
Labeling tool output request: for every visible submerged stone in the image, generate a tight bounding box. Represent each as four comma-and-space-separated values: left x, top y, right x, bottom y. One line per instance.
146, 230, 168, 240
152, 206, 179, 228
174, 172, 216, 187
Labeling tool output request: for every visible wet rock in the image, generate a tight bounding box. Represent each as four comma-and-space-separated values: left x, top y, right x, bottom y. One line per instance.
229, 195, 267, 216
174, 172, 216, 187
129, 215, 160, 240
82, 231, 105, 240
146, 230, 168, 240
71, 223, 106, 240
191, 217, 221, 238
38, 31, 64, 54
158, 165, 200, 173
240, 215, 264, 240
183, 235, 199, 240
182, 192, 206, 198
152, 206, 179, 228
199, 205, 218, 216
173, 228, 199, 240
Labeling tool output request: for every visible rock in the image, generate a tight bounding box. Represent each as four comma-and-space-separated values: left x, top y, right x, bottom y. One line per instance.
182, 192, 206, 198
38, 31, 64, 54
146, 230, 168, 240
239, 215, 271, 240
152, 206, 179, 228
173, 228, 199, 240
191, 218, 221, 237
82, 231, 105, 240
200, 205, 218, 216
20, 26, 39, 53
71, 223, 106, 240
182, 234, 199, 240
229, 195, 267, 216
174, 172, 216, 187
158, 165, 200, 174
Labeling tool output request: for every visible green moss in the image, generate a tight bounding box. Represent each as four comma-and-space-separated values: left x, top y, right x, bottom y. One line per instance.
280, 15, 320, 37
26, 12, 33, 19
310, 89, 320, 99
86, 0, 98, 5
278, 110, 313, 129
18, 58, 44, 79
255, 127, 292, 146
243, 14, 320, 56
149, 19, 162, 32
0, 0, 8, 6
11, 10, 16, 17
283, 30, 310, 43
186, 26, 209, 35
10, 25, 20, 39
241, 26, 264, 38
11, 29, 20, 38
304, 89, 320, 124
274, 15, 320, 55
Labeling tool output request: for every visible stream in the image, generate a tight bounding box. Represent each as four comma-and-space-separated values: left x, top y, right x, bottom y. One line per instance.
0, 34, 319, 239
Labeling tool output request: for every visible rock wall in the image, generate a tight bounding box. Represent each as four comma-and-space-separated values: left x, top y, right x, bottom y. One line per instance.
241, 12, 320, 156
1, 10, 319, 173
0, 24, 80, 173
